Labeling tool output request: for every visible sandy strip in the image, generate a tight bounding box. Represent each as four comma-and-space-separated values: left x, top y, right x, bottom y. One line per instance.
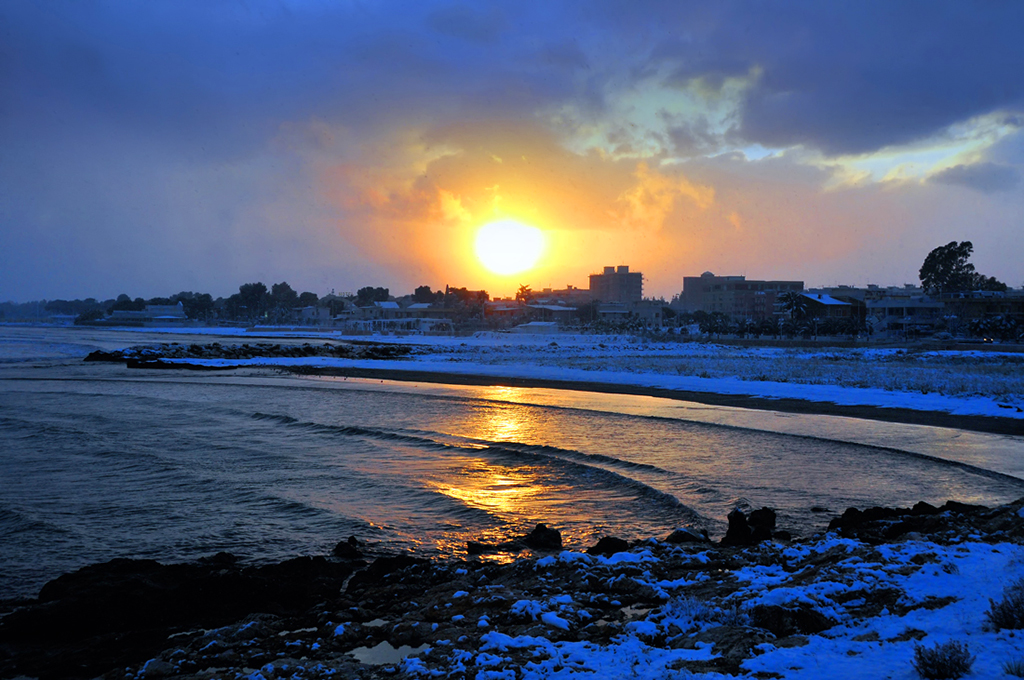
281, 364, 1024, 436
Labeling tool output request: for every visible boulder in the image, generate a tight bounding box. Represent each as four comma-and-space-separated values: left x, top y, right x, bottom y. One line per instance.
522, 523, 562, 551
665, 527, 709, 544
720, 509, 752, 546
586, 536, 630, 556
748, 507, 776, 543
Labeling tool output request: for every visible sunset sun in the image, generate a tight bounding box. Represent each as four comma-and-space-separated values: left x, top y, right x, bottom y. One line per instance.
474, 220, 545, 276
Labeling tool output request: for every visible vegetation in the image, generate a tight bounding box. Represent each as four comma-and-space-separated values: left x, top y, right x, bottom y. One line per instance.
984, 578, 1024, 630
1004, 658, 1024, 678
912, 640, 974, 679
919, 241, 1006, 294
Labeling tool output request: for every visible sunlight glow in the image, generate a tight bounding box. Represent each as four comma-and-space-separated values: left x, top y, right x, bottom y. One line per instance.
474, 220, 545, 276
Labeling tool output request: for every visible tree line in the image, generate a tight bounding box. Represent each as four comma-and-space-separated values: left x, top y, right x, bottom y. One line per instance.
0, 281, 491, 325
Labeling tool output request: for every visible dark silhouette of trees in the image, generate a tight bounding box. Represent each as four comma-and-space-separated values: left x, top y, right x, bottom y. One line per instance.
919, 241, 1006, 294
413, 286, 442, 304
355, 286, 390, 307
270, 282, 298, 311
297, 291, 319, 307
170, 291, 214, 320
515, 284, 533, 303
919, 241, 977, 294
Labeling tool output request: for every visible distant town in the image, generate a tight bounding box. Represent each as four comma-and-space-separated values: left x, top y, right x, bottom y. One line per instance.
3, 243, 1021, 342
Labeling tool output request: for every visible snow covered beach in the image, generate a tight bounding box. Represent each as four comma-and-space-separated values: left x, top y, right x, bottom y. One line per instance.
90, 330, 1024, 434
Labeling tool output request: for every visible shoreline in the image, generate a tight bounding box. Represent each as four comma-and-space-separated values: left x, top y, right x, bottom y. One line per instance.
3, 500, 1023, 680
281, 364, 1024, 436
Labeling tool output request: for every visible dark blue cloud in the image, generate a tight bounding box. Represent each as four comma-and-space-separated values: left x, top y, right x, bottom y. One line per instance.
930, 163, 1021, 193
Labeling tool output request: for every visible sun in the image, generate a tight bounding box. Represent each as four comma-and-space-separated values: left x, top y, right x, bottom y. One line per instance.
474, 220, 545, 276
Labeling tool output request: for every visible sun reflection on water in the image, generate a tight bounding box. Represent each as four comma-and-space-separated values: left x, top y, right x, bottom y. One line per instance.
470, 388, 535, 442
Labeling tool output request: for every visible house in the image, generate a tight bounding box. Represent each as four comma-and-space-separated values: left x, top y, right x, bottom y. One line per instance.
800, 292, 854, 319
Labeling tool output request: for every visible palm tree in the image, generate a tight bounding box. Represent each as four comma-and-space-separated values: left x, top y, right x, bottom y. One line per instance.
778, 291, 808, 320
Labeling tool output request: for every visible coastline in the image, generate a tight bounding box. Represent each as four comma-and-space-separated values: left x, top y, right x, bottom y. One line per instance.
282, 364, 1024, 436
3, 500, 1023, 680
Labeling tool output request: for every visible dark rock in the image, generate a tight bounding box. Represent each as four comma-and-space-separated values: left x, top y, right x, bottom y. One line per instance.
587, 536, 630, 556
694, 625, 774, 662
911, 501, 940, 516
83, 350, 124, 362
773, 530, 792, 541
721, 509, 752, 546
0, 556, 355, 680
941, 500, 987, 515
748, 507, 776, 543
665, 527, 710, 544
522, 523, 562, 551
749, 604, 834, 637
333, 539, 363, 560
198, 551, 238, 566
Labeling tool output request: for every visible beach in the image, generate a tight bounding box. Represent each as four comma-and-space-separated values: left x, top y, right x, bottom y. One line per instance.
2, 326, 1024, 679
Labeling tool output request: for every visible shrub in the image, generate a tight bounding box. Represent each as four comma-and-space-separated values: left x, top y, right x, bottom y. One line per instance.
1004, 658, 1024, 678
985, 578, 1024, 630
912, 640, 975, 679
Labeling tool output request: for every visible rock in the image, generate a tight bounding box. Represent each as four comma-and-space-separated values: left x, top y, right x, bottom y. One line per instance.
333, 537, 363, 559
911, 501, 940, 515
522, 524, 562, 551
748, 604, 834, 637
0, 557, 354, 679
83, 350, 124, 362
587, 537, 630, 556
665, 528, 710, 544
721, 509, 752, 546
748, 507, 776, 543
694, 625, 774, 662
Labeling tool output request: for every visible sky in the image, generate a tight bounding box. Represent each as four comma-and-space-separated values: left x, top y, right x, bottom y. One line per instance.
1, 1, 1023, 302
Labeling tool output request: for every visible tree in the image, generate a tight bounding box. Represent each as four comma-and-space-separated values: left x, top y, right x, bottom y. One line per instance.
919, 241, 978, 294
778, 291, 808, 320
270, 282, 298, 310
413, 285, 440, 304
355, 286, 390, 307
297, 291, 319, 307
515, 284, 533, 303
238, 282, 269, 320
973, 274, 1007, 292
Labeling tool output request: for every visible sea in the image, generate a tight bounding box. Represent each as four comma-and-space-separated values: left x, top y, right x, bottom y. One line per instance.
2, 325, 1023, 600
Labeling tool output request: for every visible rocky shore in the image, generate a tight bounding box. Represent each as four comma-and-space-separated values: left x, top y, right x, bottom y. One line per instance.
3, 499, 1023, 680
84, 342, 413, 368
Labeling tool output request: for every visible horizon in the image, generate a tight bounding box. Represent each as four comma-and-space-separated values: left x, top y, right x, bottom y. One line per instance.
2, 2, 1023, 302
0, 269, 976, 306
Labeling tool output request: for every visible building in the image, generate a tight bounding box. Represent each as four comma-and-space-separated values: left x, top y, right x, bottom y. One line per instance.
677, 272, 803, 319
800, 292, 855, 319
109, 301, 189, 326
589, 266, 643, 303
532, 285, 591, 306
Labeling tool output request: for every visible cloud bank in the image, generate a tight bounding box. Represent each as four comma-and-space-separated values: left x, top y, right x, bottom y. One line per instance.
1, 1, 1022, 300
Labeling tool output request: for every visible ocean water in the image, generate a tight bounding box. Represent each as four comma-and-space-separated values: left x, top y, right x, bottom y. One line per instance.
2, 326, 1023, 600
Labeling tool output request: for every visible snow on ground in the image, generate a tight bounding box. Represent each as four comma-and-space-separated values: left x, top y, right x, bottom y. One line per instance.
396, 536, 1024, 680
153, 346, 1024, 419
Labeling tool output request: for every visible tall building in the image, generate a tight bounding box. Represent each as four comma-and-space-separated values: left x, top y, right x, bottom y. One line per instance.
589, 265, 643, 303
677, 272, 803, 319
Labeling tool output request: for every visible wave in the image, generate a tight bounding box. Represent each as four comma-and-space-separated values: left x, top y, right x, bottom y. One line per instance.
249, 412, 706, 526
